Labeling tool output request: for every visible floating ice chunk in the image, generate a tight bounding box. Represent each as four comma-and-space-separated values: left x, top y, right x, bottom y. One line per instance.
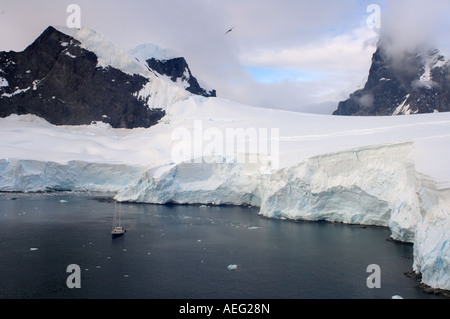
227, 264, 238, 270
60, 199, 67, 203
391, 295, 404, 299
29, 248, 38, 251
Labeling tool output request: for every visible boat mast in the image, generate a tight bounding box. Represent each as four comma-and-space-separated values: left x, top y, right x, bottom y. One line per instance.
112, 201, 117, 230
118, 202, 122, 227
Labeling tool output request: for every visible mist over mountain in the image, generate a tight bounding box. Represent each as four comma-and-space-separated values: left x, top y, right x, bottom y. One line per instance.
333, 39, 450, 116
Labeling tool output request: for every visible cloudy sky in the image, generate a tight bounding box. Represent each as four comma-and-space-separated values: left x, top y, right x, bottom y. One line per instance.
1, 0, 449, 114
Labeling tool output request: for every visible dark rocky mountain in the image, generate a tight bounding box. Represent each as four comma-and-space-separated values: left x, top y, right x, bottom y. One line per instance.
145, 57, 216, 98
0, 26, 215, 128
333, 41, 450, 116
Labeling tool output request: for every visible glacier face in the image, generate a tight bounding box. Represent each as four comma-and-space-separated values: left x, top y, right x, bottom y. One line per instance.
115, 158, 263, 207
0, 159, 146, 192
115, 142, 420, 240
113, 141, 449, 291
413, 186, 450, 290
260, 143, 415, 231
1, 143, 447, 290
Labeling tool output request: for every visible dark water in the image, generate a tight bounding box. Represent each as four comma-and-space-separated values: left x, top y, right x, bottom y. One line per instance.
0, 192, 443, 299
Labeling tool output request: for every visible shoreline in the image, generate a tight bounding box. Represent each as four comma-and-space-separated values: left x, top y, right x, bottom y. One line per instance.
404, 270, 450, 298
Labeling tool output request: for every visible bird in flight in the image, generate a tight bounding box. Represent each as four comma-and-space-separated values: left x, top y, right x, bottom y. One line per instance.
225, 27, 235, 35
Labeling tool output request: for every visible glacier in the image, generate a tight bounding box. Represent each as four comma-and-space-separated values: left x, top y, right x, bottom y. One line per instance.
113, 141, 441, 245
0, 159, 146, 193
0, 97, 448, 291
117, 139, 448, 292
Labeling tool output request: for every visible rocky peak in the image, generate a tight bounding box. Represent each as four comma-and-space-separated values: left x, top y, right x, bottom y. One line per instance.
333, 41, 450, 116
0, 26, 215, 128
129, 43, 216, 98
145, 57, 216, 97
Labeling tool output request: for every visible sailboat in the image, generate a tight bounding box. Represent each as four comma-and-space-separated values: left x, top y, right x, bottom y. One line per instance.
111, 201, 126, 238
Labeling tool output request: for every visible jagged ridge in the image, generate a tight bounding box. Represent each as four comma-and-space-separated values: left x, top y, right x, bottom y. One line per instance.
0, 26, 215, 128
334, 41, 450, 116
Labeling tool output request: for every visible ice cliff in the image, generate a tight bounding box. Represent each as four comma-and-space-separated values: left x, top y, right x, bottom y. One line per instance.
0, 159, 146, 192
113, 141, 449, 291
113, 142, 425, 241
413, 182, 450, 290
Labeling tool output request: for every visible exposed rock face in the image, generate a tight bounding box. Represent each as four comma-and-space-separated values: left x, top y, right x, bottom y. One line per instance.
0, 26, 166, 128
333, 42, 450, 116
146, 57, 216, 97
0, 26, 216, 128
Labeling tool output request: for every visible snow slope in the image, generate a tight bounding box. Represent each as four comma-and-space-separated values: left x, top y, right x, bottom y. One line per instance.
0, 95, 449, 290
128, 43, 181, 63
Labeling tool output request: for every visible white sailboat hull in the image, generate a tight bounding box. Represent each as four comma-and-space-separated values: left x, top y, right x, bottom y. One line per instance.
111, 226, 126, 238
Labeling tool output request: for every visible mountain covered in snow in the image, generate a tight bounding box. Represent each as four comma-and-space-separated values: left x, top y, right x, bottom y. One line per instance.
129, 43, 216, 98
334, 40, 450, 116
0, 26, 214, 128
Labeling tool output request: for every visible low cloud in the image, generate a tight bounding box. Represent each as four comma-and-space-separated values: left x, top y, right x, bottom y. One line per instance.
356, 93, 374, 109
380, 0, 450, 61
